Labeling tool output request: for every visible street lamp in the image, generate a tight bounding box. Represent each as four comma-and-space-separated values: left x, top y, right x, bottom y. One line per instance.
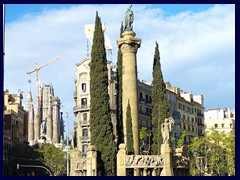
193, 149, 211, 176
65, 112, 69, 176
17, 164, 53, 176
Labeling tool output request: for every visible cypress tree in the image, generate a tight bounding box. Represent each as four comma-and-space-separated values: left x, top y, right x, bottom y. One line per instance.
116, 22, 124, 146
151, 42, 169, 155
126, 100, 134, 155
126, 100, 134, 176
90, 12, 115, 176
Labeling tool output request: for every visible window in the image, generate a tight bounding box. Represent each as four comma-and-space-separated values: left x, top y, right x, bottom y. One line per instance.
146, 107, 149, 115
82, 144, 88, 153
230, 123, 233, 128
183, 115, 185, 119
214, 124, 218, 128
82, 129, 88, 136
139, 92, 143, 99
81, 98, 87, 106
222, 124, 225, 128
82, 83, 86, 92
178, 103, 181, 109
146, 94, 149, 101
183, 105, 185, 111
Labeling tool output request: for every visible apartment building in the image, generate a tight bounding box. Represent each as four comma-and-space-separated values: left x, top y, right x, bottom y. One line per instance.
204, 108, 235, 134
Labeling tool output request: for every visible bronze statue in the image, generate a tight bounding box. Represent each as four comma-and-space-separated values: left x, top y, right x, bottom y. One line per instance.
124, 5, 134, 31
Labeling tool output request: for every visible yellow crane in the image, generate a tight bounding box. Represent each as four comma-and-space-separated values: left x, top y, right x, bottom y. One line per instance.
27, 54, 64, 98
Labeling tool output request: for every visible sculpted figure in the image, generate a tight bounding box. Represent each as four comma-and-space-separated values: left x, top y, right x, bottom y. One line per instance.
124, 5, 134, 31
161, 117, 174, 144
40, 119, 47, 135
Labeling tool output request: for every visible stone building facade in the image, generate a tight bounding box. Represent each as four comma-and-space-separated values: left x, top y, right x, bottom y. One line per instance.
25, 81, 63, 145
3, 90, 28, 175
204, 108, 235, 134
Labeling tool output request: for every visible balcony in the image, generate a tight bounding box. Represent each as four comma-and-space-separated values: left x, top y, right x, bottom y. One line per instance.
197, 113, 204, 117
73, 105, 90, 112
198, 123, 205, 127
12, 124, 19, 130
80, 136, 90, 142
73, 92, 77, 99
79, 120, 90, 126
13, 136, 19, 141
139, 110, 151, 117
139, 97, 145, 103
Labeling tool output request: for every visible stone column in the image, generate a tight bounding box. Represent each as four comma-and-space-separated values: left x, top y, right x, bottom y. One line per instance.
117, 144, 126, 176
152, 168, 157, 176
46, 97, 52, 142
28, 103, 34, 144
87, 145, 97, 176
34, 98, 40, 141
117, 31, 141, 155
143, 168, 147, 176
160, 144, 174, 176
52, 99, 59, 143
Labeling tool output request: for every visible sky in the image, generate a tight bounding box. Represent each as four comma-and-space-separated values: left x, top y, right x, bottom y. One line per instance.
4, 4, 235, 136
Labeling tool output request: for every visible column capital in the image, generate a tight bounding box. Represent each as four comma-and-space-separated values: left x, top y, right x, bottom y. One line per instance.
117, 31, 141, 54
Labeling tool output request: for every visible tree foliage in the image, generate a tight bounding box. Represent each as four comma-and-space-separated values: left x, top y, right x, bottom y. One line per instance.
116, 22, 124, 146
89, 11, 116, 176
189, 130, 235, 176
151, 41, 169, 155
126, 101, 134, 155
139, 127, 151, 154
177, 130, 187, 148
36, 143, 67, 176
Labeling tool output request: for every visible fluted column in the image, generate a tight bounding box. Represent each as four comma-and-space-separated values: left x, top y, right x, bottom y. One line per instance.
117, 31, 141, 155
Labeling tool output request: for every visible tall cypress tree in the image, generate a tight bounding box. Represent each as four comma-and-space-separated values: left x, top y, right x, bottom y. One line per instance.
116, 22, 124, 146
90, 12, 115, 176
126, 100, 134, 155
126, 100, 134, 176
151, 42, 169, 155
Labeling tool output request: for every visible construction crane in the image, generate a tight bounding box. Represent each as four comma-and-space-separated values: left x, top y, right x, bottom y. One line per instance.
27, 54, 64, 100
27, 54, 64, 81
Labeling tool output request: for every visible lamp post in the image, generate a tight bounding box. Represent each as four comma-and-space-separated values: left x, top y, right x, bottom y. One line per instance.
17, 164, 53, 176
194, 149, 211, 176
65, 112, 69, 176
195, 156, 204, 176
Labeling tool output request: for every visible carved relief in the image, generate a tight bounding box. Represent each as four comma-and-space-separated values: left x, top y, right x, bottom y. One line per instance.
120, 43, 140, 54
75, 157, 87, 171
125, 155, 164, 168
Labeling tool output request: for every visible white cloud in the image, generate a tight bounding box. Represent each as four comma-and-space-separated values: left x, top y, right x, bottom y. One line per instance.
4, 4, 235, 131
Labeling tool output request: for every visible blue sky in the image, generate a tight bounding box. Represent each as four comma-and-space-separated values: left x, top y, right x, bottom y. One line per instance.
5, 4, 215, 23
4, 4, 235, 136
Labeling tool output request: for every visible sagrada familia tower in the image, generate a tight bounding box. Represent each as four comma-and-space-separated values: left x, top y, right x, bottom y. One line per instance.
25, 80, 63, 146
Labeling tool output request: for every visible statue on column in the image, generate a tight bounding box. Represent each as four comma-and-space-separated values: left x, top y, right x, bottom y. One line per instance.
161, 117, 174, 144
124, 5, 134, 31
